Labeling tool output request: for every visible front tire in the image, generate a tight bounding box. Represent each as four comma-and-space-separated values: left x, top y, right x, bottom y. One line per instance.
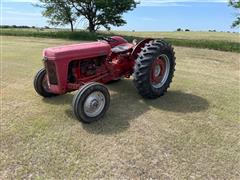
34, 68, 57, 97
133, 40, 176, 99
72, 82, 110, 123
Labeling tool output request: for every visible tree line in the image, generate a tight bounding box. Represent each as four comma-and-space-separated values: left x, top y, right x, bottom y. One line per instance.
0, 25, 50, 29
37, 0, 138, 32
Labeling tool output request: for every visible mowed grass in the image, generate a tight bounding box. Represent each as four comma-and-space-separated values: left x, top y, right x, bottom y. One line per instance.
1, 36, 240, 179
3, 28, 239, 42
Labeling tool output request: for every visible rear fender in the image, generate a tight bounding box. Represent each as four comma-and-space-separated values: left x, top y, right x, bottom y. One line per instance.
131, 38, 154, 60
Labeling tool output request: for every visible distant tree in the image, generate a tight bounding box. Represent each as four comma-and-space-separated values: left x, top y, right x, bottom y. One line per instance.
71, 0, 138, 32
229, 0, 240, 28
209, 29, 216, 32
185, 29, 190, 32
37, 0, 77, 32
0, 25, 10, 28
177, 28, 182, 31
18, 25, 31, 28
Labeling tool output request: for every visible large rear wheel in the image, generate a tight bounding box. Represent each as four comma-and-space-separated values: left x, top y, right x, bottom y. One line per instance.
133, 40, 176, 99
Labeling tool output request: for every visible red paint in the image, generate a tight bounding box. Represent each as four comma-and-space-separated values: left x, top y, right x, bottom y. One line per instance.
42, 36, 153, 94
150, 57, 166, 85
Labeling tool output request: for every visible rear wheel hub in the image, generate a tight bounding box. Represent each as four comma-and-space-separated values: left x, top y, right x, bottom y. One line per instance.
151, 54, 170, 88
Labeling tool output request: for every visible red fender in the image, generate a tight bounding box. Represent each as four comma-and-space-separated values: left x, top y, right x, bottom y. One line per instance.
131, 38, 154, 60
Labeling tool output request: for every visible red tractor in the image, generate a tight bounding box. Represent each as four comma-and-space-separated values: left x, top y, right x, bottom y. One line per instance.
34, 36, 176, 123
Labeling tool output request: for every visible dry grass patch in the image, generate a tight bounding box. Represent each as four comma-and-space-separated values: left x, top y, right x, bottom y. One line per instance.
1, 36, 240, 179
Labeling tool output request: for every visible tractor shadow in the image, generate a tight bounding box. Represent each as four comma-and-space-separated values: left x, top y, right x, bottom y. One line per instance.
43, 79, 209, 135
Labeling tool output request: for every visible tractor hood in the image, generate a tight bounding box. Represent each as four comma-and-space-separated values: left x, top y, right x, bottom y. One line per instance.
43, 41, 111, 60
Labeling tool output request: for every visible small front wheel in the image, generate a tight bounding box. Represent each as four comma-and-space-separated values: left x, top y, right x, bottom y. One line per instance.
72, 82, 110, 123
34, 68, 57, 97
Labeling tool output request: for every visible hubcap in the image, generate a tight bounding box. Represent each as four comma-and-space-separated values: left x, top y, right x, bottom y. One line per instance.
83, 91, 106, 117
154, 64, 161, 77
151, 54, 170, 88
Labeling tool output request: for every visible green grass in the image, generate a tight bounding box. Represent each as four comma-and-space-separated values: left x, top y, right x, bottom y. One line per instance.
114, 31, 240, 42
0, 28, 99, 41
1, 36, 240, 179
1, 28, 240, 53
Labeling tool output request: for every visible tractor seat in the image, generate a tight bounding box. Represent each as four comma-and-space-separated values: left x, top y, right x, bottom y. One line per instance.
111, 43, 133, 53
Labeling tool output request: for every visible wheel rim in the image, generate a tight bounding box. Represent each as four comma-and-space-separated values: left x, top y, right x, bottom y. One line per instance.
83, 91, 106, 118
150, 54, 170, 88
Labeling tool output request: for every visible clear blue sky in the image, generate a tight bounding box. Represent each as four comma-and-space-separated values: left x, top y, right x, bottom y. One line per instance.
1, 0, 239, 32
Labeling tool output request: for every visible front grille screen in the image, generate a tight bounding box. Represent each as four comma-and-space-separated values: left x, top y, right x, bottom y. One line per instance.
45, 61, 58, 85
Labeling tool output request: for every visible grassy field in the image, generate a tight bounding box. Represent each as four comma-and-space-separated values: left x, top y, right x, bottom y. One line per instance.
1, 36, 240, 179
1, 28, 240, 52
114, 31, 240, 42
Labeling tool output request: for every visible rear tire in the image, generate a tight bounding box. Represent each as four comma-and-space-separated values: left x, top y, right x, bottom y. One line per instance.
133, 40, 176, 99
34, 68, 57, 97
72, 82, 110, 123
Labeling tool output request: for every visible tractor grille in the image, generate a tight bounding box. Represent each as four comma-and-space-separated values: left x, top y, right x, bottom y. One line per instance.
45, 61, 58, 85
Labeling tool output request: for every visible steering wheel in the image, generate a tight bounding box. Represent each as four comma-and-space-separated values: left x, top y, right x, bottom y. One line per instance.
99, 36, 118, 43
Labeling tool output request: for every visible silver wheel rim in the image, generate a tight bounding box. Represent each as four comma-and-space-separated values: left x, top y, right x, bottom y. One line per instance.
83, 91, 106, 117
152, 55, 171, 89
154, 64, 161, 77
